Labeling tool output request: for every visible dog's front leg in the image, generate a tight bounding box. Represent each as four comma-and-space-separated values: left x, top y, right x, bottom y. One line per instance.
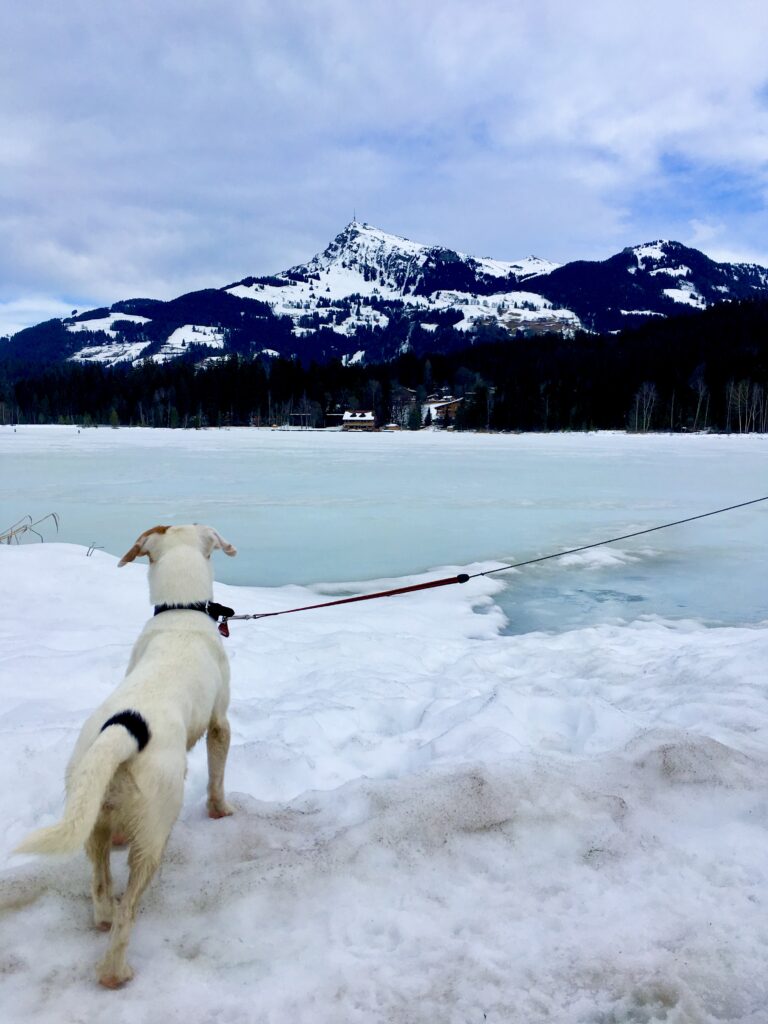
206, 716, 234, 819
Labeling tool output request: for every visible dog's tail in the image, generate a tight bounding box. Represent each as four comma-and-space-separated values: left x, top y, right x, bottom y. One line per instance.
15, 713, 149, 856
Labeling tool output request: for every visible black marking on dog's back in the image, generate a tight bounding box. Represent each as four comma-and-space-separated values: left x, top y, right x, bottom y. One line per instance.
100, 710, 151, 752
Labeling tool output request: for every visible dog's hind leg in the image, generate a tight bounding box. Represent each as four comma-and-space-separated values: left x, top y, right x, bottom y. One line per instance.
206, 715, 234, 819
86, 816, 115, 931
97, 773, 183, 988
97, 841, 162, 988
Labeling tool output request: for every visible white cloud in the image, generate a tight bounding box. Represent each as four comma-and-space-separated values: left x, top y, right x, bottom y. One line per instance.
0, 297, 78, 339
2, 0, 768, 319
687, 219, 768, 267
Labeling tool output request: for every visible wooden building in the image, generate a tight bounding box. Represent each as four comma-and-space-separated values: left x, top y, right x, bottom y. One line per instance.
342, 410, 377, 431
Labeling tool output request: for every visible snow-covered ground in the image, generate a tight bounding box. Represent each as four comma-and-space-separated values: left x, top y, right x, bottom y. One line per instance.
67, 320, 227, 367
67, 313, 154, 366
1, 428, 767, 1021
66, 312, 151, 339
149, 324, 227, 363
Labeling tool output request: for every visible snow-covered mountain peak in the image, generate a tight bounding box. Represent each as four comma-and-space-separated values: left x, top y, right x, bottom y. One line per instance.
504, 254, 561, 280
325, 221, 426, 259
294, 221, 429, 295
294, 222, 559, 293
625, 240, 691, 267
304, 221, 424, 268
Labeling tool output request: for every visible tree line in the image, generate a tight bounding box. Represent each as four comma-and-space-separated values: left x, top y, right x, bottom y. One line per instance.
1, 298, 767, 432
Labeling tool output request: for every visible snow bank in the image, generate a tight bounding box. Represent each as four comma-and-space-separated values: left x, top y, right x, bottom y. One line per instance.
2, 541, 768, 1021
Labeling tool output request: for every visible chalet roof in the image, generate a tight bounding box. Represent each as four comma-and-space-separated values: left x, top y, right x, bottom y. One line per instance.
342, 410, 375, 422
428, 397, 463, 410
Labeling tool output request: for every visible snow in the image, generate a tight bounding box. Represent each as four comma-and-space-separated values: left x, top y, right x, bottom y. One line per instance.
151, 324, 226, 363
337, 307, 390, 336
341, 349, 365, 366
70, 340, 153, 366
66, 313, 150, 339
663, 285, 706, 308
443, 289, 581, 332
2, 428, 768, 1021
67, 313, 153, 366
632, 241, 670, 263
649, 265, 690, 278
67, 320, 226, 367
167, 324, 226, 349
311, 221, 428, 267
227, 273, 393, 337
619, 309, 664, 317
226, 224, 572, 339
475, 254, 561, 281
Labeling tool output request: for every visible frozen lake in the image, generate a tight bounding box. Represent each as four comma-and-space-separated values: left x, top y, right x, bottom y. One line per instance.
1, 425, 766, 630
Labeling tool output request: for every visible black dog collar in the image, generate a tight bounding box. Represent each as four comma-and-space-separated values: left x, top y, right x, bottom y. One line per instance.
154, 600, 235, 622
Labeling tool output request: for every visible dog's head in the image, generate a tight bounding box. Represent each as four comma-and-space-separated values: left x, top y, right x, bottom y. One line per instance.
118, 525, 237, 567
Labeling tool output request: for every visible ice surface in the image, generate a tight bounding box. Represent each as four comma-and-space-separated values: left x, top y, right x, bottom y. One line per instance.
1, 426, 766, 628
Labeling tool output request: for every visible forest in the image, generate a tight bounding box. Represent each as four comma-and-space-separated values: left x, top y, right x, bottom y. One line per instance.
1, 298, 767, 432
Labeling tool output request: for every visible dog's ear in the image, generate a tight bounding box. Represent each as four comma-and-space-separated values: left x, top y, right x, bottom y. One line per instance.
197, 526, 237, 558
118, 525, 170, 567
118, 542, 144, 566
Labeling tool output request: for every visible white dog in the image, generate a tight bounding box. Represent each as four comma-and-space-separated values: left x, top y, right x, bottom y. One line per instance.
16, 524, 237, 988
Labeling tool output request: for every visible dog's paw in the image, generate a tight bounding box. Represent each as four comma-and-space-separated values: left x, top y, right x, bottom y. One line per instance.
98, 964, 134, 989
207, 799, 235, 819
93, 898, 116, 931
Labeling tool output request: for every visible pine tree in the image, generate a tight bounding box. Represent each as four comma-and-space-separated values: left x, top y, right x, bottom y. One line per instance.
407, 403, 423, 430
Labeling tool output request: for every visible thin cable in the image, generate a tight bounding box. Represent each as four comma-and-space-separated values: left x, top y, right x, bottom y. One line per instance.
467, 495, 768, 579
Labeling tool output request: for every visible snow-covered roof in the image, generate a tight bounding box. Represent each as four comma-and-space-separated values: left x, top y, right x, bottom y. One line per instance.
342, 410, 375, 422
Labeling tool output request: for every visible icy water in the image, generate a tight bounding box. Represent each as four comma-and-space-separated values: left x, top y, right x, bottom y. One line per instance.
1, 425, 766, 631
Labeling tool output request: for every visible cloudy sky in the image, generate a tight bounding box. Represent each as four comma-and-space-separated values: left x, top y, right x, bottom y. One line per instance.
2, 0, 768, 335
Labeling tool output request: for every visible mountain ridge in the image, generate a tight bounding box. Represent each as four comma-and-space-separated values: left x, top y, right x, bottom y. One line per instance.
4, 222, 768, 370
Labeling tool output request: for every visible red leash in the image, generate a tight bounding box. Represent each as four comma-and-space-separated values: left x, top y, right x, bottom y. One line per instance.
222, 572, 470, 629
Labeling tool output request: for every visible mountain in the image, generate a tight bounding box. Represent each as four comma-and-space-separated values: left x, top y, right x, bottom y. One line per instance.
527, 240, 768, 332
4, 223, 768, 371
